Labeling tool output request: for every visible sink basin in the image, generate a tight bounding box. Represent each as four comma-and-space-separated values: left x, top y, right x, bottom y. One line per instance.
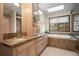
2, 36, 28, 45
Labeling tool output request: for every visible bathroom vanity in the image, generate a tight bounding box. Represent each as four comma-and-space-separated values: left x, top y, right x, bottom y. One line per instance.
0, 34, 48, 56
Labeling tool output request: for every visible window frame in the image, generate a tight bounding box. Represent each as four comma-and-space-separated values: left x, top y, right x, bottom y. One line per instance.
72, 14, 79, 32
49, 15, 70, 32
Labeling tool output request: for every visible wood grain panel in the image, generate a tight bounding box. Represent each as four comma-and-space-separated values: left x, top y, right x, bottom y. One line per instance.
0, 3, 3, 41
0, 35, 48, 56
48, 37, 77, 52
21, 3, 33, 37
13, 40, 36, 55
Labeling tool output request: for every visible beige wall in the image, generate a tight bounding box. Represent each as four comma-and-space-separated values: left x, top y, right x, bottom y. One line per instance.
39, 14, 46, 33
21, 3, 33, 37
48, 10, 71, 18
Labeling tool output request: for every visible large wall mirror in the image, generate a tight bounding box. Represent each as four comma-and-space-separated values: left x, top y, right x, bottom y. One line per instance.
3, 3, 21, 33
49, 16, 70, 32
3, 3, 22, 39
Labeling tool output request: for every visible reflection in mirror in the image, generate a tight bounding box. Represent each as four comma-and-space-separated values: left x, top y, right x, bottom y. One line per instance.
3, 3, 23, 39
4, 3, 21, 33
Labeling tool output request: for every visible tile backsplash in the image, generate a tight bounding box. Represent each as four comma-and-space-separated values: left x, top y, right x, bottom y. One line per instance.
3, 32, 27, 40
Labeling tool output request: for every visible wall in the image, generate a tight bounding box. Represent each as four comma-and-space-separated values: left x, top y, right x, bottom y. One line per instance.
0, 3, 3, 41
45, 10, 79, 36
39, 14, 46, 33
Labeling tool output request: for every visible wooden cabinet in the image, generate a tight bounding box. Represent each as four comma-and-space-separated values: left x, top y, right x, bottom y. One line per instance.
36, 35, 48, 55
17, 51, 26, 56
0, 35, 48, 56
48, 38, 60, 48
42, 35, 48, 49
76, 40, 79, 50
26, 45, 37, 56
48, 37, 77, 51
13, 40, 36, 56
63, 39, 77, 51
36, 39, 43, 55
21, 3, 33, 37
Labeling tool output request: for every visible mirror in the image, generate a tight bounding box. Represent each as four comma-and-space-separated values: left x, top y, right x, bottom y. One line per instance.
3, 3, 21, 34
3, 3, 39, 39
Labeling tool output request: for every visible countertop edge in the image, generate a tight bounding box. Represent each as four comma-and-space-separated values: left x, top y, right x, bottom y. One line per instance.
0, 34, 45, 48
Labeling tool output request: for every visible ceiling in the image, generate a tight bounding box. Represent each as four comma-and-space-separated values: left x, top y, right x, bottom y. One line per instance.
39, 3, 79, 14
4, 3, 79, 16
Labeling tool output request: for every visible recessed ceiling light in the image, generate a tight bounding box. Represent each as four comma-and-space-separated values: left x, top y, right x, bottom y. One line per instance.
14, 3, 20, 7
34, 10, 43, 15
47, 5, 64, 12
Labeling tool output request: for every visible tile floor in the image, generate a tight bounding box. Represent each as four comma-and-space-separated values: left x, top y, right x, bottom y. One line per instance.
40, 47, 77, 56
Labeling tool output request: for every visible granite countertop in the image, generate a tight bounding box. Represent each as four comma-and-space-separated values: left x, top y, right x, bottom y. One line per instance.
48, 34, 77, 40
0, 34, 44, 47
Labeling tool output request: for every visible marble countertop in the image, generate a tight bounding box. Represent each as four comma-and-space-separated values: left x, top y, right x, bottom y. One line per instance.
48, 34, 77, 40
0, 33, 78, 47
0, 34, 45, 47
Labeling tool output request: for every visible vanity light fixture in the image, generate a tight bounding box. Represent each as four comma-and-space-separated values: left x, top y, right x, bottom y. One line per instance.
47, 5, 64, 12
14, 3, 20, 7
34, 10, 43, 15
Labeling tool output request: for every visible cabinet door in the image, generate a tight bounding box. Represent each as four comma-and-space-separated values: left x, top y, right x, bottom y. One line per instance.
36, 40, 43, 55
48, 38, 60, 48
41, 36, 47, 52
43, 36, 48, 47
13, 40, 36, 56
26, 45, 37, 56
64, 40, 76, 51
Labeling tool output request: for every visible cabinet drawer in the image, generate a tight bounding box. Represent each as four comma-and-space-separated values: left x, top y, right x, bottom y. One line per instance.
14, 40, 36, 55
37, 37, 43, 42
36, 41, 43, 54
48, 38, 60, 47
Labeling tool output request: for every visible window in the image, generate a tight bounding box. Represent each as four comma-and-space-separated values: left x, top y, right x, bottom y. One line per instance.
73, 15, 79, 31
49, 16, 70, 32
